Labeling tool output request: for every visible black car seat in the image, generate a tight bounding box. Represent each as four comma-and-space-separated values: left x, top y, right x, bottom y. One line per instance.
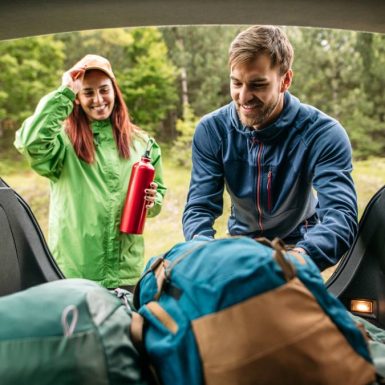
0, 177, 64, 296
327, 185, 385, 329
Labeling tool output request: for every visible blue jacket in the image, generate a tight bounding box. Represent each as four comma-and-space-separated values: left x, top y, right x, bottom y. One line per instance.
182, 92, 358, 270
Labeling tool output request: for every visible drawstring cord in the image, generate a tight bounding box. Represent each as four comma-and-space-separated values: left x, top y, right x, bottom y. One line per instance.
61, 305, 79, 337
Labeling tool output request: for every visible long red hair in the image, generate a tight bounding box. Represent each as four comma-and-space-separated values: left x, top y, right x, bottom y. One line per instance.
65, 77, 137, 163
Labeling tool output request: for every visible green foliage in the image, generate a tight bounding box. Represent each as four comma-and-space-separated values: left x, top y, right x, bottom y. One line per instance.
118, 28, 178, 136
172, 103, 199, 167
290, 28, 360, 114
289, 27, 385, 159
0, 149, 28, 175
162, 26, 242, 117
0, 26, 384, 160
0, 36, 64, 125
162, 26, 385, 161
57, 29, 135, 69
337, 89, 385, 159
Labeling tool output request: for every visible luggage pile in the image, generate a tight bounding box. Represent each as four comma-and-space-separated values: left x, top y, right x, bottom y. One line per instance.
0, 237, 378, 385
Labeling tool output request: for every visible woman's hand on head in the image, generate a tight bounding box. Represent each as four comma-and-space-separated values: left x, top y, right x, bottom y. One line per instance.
144, 182, 158, 209
62, 66, 86, 95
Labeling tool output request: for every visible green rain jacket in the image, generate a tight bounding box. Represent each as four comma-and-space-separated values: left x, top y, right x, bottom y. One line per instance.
14, 86, 166, 288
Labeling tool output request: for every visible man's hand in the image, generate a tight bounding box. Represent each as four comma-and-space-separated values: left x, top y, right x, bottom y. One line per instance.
291, 247, 307, 255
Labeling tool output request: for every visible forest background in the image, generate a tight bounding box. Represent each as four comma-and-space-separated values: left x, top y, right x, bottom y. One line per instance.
1, 25, 385, 279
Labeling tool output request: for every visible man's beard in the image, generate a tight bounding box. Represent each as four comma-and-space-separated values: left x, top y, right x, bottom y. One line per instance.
238, 95, 280, 130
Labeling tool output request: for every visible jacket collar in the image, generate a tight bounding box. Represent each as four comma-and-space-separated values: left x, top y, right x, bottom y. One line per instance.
230, 92, 301, 143
91, 119, 114, 145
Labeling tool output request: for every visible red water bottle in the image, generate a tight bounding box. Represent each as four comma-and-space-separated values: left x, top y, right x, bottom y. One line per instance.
120, 141, 155, 234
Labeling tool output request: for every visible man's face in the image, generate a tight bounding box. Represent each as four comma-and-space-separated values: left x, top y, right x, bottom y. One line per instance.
230, 54, 292, 130
76, 70, 115, 121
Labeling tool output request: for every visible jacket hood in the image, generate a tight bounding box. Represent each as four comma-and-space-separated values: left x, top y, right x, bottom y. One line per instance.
230, 91, 301, 143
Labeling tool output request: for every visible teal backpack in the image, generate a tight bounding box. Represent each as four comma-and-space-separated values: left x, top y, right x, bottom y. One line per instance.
0, 278, 149, 385
133, 236, 376, 385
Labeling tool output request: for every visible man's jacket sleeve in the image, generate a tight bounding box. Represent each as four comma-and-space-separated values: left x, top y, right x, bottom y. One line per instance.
14, 86, 75, 182
182, 120, 224, 240
296, 122, 358, 270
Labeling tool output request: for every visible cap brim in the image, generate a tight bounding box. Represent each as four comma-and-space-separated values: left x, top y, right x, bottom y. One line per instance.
84, 65, 114, 79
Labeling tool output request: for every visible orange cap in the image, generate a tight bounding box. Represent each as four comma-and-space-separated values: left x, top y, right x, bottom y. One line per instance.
73, 54, 115, 79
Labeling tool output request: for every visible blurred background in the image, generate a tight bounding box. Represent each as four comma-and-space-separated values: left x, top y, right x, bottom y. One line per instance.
1, 25, 385, 279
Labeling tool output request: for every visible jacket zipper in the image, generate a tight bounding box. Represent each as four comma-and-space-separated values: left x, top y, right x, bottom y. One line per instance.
256, 141, 264, 231
267, 170, 272, 212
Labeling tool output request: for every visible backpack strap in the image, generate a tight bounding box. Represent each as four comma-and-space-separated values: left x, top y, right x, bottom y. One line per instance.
130, 312, 145, 354
256, 237, 296, 281
153, 242, 209, 300
133, 254, 168, 309
130, 312, 163, 385
146, 302, 179, 334
154, 260, 170, 301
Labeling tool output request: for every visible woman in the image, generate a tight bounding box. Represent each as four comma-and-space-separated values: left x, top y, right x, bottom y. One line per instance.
14, 54, 166, 290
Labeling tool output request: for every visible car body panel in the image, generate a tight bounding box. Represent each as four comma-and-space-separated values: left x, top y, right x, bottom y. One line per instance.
0, 0, 384, 41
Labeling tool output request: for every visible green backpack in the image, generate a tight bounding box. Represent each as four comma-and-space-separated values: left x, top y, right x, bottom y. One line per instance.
0, 278, 149, 385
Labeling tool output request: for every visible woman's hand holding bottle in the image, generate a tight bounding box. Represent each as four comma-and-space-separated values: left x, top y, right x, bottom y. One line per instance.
144, 182, 158, 209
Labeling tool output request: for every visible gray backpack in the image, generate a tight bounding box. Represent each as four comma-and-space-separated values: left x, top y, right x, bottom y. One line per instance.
0, 278, 149, 385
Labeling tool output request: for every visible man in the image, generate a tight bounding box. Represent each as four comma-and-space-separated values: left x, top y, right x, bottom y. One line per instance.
182, 25, 358, 271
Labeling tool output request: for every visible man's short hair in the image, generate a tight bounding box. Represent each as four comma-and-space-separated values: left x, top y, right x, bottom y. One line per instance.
229, 25, 294, 75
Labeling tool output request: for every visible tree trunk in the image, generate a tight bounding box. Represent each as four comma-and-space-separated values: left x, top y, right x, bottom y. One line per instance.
180, 66, 189, 106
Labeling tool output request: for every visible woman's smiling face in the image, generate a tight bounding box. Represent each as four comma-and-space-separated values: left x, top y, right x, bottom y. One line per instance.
76, 70, 115, 121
